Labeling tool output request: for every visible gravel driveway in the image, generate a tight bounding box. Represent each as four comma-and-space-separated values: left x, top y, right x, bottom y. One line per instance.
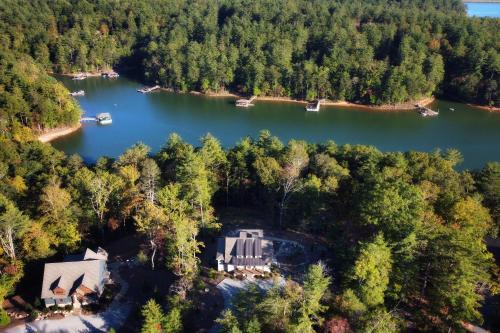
216, 276, 285, 308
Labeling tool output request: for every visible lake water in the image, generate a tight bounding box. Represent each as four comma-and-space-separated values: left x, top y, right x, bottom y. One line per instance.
52, 75, 500, 170
466, 2, 500, 17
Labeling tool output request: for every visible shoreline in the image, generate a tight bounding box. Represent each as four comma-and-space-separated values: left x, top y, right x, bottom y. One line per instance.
189, 89, 436, 111
467, 103, 500, 112
56, 72, 496, 111
37, 123, 82, 143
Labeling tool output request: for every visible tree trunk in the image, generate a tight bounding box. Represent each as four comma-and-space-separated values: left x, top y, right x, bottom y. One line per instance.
150, 240, 157, 270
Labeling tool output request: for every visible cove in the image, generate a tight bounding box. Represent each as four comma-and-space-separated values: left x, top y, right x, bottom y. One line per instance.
51, 75, 500, 170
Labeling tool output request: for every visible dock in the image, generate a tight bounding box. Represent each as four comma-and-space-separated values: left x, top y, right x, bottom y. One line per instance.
70, 90, 85, 97
102, 71, 119, 78
306, 100, 321, 112
416, 104, 439, 117
235, 96, 256, 107
80, 113, 112, 125
137, 85, 160, 93
72, 73, 88, 80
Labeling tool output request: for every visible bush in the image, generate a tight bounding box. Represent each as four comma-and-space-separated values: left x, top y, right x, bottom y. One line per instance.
137, 250, 148, 265
28, 310, 39, 321
0, 309, 10, 327
208, 268, 219, 280
33, 298, 41, 309
195, 279, 206, 291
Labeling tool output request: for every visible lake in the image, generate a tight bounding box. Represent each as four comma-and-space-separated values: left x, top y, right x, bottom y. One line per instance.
466, 2, 500, 18
52, 75, 500, 170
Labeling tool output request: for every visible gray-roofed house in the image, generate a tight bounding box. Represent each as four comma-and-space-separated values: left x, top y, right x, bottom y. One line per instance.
41, 248, 109, 308
216, 229, 273, 272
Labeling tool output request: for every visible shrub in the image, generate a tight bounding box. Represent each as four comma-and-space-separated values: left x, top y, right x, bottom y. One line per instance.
208, 268, 219, 280
137, 250, 148, 265
0, 309, 10, 327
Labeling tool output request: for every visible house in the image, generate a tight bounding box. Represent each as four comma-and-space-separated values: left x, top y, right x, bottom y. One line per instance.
216, 229, 273, 272
41, 247, 109, 308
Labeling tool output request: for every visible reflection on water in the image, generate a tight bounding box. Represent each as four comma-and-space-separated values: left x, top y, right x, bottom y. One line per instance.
52, 75, 500, 169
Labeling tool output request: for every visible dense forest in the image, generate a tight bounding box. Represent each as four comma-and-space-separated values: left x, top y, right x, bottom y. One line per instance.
0, 0, 498, 125
0, 127, 499, 331
0, 0, 499, 332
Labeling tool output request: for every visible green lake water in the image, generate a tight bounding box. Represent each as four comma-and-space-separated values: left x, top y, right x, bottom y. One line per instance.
52, 75, 500, 169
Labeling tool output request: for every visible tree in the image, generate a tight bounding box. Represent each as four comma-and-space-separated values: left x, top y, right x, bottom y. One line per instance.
140, 158, 160, 203
134, 201, 168, 270
39, 182, 80, 252
141, 299, 165, 333
157, 184, 202, 279
0, 194, 29, 260
351, 234, 392, 308
163, 306, 182, 333
291, 263, 331, 332
216, 310, 242, 333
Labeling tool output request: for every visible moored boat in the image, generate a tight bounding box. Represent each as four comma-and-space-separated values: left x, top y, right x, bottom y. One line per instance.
96, 112, 112, 125
70, 90, 85, 96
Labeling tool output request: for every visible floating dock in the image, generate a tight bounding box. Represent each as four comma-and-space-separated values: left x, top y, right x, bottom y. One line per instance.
306, 100, 321, 112
137, 85, 160, 93
80, 113, 112, 125
70, 90, 85, 97
416, 104, 439, 117
72, 73, 88, 80
235, 96, 256, 107
102, 71, 119, 78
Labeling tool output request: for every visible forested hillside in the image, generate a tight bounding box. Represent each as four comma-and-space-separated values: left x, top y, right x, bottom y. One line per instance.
0, 0, 498, 108
0, 131, 499, 331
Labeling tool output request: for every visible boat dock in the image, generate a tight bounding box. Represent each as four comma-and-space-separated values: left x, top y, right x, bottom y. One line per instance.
102, 70, 119, 78
72, 73, 88, 80
70, 90, 85, 97
137, 85, 160, 93
416, 104, 439, 117
236, 96, 256, 107
306, 100, 321, 112
80, 113, 112, 125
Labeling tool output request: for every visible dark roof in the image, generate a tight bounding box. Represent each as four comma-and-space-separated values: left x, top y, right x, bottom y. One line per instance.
216, 229, 273, 265
245, 239, 253, 257
236, 239, 244, 257
254, 238, 262, 257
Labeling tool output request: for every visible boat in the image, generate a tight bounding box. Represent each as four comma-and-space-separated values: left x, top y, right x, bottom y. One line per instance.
70, 90, 85, 96
137, 85, 160, 93
306, 100, 320, 112
449, 108, 455, 111
96, 112, 112, 125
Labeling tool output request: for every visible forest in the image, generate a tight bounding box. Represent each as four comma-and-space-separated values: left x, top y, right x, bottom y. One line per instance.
0, 0, 499, 332
0, 126, 499, 331
0, 0, 498, 125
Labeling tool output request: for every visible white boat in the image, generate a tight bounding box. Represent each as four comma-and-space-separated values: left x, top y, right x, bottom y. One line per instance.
449, 108, 455, 111
96, 112, 112, 125
70, 90, 85, 96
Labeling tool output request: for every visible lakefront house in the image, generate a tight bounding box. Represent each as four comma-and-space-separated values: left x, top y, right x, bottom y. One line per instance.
216, 229, 274, 272
41, 248, 109, 308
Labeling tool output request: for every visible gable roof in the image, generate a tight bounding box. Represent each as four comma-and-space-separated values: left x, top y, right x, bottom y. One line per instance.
216, 229, 273, 265
64, 247, 108, 262
41, 249, 108, 300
